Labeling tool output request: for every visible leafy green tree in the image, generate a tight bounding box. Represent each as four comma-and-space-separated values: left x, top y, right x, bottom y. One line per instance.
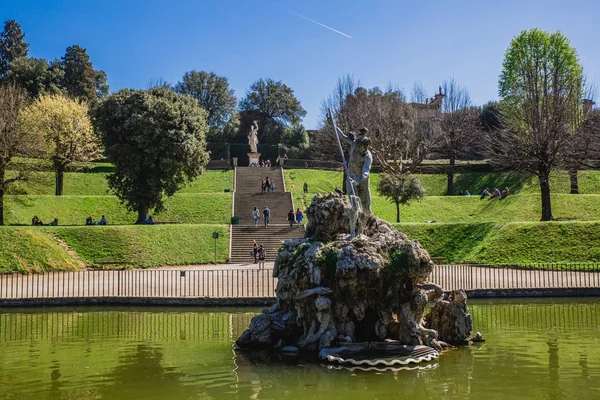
280, 124, 309, 149
61, 45, 108, 102
6, 57, 64, 98
493, 29, 585, 221
0, 83, 44, 225
175, 70, 237, 137
19, 94, 100, 195
94, 70, 109, 99
377, 173, 425, 223
479, 101, 503, 133
0, 20, 29, 78
93, 88, 210, 223
238, 78, 306, 144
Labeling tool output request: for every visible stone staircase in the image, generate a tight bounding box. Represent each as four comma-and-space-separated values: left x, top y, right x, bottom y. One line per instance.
230, 225, 304, 263
229, 167, 305, 264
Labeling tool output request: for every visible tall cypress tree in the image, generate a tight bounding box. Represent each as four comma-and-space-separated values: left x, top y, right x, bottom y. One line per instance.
0, 20, 29, 78
61, 45, 97, 102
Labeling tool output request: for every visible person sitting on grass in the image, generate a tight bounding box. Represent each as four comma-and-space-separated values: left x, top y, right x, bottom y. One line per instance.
141, 215, 154, 225
502, 187, 511, 196
49, 218, 59, 226
98, 215, 107, 225
85, 216, 94, 225
492, 188, 502, 197
480, 188, 491, 199
32, 215, 40, 226
464, 190, 470, 196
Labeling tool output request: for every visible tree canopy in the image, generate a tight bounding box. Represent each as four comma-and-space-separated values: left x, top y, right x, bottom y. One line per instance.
61, 45, 108, 102
239, 78, 306, 125
0, 20, 29, 78
6, 57, 64, 98
377, 173, 425, 223
93, 88, 210, 223
19, 94, 100, 195
174, 70, 237, 138
237, 78, 306, 144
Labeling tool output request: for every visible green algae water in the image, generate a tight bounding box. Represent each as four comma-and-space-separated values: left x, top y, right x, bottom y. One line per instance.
1, 298, 599, 400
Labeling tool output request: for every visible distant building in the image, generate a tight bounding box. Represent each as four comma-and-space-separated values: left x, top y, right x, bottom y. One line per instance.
409, 86, 445, 116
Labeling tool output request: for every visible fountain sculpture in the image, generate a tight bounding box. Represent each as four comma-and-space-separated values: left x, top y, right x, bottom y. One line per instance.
236, 113, 482, 367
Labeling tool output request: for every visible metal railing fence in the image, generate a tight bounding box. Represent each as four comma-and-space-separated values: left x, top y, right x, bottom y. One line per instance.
0, 263, 599, 300
431, 263, 600, 291
0, 268, 274, 300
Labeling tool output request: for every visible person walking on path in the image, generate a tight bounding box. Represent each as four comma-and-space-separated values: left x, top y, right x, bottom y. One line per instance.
287, 209, 295, 228
262, 206, 271, 227
252, 206, 260, 227
295, 208, 304, 226
252, 240, 258, 263
303, 182, 308, 193
257, 244, 266, 269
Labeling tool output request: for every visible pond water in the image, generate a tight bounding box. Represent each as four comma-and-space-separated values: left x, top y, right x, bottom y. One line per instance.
0, 298, 599, 400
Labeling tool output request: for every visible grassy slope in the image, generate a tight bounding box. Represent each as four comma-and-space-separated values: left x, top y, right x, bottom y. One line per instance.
4, 170, 233, 225
7, 169, 234, 196
286, 169, 600, 223
3, 167, 600, 272
0, 225, 229, 273
51, 225, 230, 267
3, 193, 232, 225
398, 222, 600, 265
285, 169, 600, 196
0, 228, 82, 273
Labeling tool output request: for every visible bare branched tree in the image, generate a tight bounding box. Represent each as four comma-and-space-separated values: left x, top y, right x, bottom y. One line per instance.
339, 87, 438, 176
312, 74, 361, 163
410, 82, 428, 104
0, 83, 43, 225
564, 96, 600, 193
432, 79, 480, 195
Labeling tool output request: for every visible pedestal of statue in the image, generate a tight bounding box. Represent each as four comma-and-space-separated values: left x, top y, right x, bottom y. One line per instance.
248, 153, 261, 167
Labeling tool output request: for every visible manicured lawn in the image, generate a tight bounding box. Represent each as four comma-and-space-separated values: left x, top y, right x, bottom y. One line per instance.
0, 224, 230, 273
52, 224, 230, 267
372, 193, 600, 223
285, 168, 600, 196
0, 228, 82, 273
398, 221, 600, 265
294, 192, 600, 223
7, 169, 233, 196
3, 193, 232, 225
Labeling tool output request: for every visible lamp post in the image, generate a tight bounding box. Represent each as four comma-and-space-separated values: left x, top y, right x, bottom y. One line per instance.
212, 231, 219, 264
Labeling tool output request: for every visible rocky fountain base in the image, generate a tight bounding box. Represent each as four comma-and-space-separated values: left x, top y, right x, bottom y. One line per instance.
236, 193, 482, 367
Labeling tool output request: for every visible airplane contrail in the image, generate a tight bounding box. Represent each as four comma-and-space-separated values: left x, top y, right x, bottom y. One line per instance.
268, 2, 352, 39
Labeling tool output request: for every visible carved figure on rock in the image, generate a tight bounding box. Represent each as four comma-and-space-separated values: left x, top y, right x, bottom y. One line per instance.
297, 295, 337, 350
248, 120, 259, 153
425, 289, 473, 345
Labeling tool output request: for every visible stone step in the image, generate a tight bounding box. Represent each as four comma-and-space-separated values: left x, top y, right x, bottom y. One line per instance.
230, 166, 299, 263
229, 224, 304, 263
235, 167, 286, 193
233, 192, 295, 225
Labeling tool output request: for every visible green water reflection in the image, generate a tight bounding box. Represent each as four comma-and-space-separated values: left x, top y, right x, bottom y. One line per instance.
0, 298, 599, 400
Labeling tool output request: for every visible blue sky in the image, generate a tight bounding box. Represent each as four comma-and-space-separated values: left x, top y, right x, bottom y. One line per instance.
2, 0, 599, 128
